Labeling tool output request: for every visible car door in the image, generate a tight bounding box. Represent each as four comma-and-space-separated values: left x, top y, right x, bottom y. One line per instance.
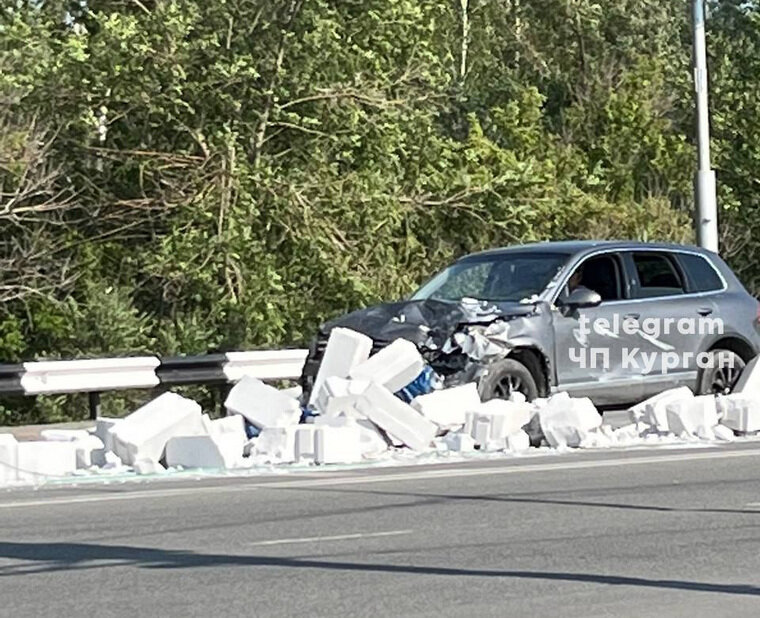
623, 250, 716, 398
551, 252, 645, 406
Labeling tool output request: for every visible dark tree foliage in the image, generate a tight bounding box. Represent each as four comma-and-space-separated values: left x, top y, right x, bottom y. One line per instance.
0, 1, 755, 422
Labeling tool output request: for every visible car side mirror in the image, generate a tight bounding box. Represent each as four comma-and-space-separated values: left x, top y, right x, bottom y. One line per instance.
559, 288, 602, 309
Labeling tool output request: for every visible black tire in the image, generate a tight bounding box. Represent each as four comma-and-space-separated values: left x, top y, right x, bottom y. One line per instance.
696, 349, 746, 396
477, 358, 539, 402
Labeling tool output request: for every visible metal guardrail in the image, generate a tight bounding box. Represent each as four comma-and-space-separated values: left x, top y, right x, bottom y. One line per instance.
0, 349, 309, 419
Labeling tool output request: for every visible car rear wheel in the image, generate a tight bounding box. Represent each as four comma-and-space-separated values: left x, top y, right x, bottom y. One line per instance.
478, 358, 539, 402
696, 349, 746, 396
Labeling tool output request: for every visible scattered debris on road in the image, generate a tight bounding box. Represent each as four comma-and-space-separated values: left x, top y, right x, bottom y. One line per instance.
1, 327, 760, 487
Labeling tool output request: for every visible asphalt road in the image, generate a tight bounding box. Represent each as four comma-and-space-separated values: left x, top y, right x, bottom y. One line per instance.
2, 444, 760, 617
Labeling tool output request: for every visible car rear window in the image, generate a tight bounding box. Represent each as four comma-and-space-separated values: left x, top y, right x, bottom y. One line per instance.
678, 253, 724, 292
631, 253, 685, 298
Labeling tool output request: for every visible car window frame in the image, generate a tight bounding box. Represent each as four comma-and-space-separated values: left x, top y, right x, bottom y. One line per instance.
556, 251, 629, 304
550, 247, 728, 307
627, 251, 687, 298
675, 252, 726, 294
622, 249, 727, 301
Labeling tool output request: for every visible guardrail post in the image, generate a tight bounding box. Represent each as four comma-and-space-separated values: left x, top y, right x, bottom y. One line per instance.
88, 391, 101, 420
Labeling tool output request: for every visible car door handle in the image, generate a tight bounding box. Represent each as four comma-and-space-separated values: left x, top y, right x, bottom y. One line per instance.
623, 313, 640, 320
697, 307, 713, 316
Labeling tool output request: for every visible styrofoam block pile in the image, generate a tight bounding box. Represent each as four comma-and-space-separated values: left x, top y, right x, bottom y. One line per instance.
225, 376, 301, 429
463, 399, 534, 444
732, 356, 760, 395
538, 392, 601, 448
411, 383, 481, 430
309, 327, 373, 406
313, 415, 388, 458
665, 395, 719, 437
314, 376, 371, 418
717, 394, 760, 433
0, 434, 19, 485
349, 338, 425, 393
110, 392, 205, 465
629, 386, 694, 432
355, 382, 437, 451
16, 441, 77, 483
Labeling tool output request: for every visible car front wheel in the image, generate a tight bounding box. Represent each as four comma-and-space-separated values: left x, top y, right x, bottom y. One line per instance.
477, 358, 539, 402
696, 349, 746, 396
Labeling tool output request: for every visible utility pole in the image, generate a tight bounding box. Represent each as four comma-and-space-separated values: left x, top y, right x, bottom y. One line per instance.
692, 0, 719, 252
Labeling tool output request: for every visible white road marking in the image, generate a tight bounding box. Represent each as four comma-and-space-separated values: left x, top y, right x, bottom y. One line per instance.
248, 530, 412, 547
1, 447, 760, 510
744, 502, 760, 509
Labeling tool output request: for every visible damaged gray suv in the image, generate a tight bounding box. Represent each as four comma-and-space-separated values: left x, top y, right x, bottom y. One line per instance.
301, 241, 760, 407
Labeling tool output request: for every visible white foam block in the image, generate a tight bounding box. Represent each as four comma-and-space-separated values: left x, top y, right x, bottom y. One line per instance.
315, 376, 371, 418
225, 375, 301, 429
464, 399, 534, 441
280, 385, 303, 400
295, 425, 318, 462
473, 417, 490, 446
349, 338, 425, 393
665, 396, 718, 436
630, 386, 694, 432
717, 394, 760, 433
16, 441, 77, 483
40, 429, 92, 442
411, 383, 481, 430
314, 415, 387, 458
0, 434, 18, 485
732, 356, 760, 395
505, 430, 530, 453
612, 423, 641, 445
96, 417, 122, 452
209, 414, 247, 448
442, 432, 476, 452
713, 424, 736, 441
309, 328, 373, 406
110, 392, 205, 465
133, 459, 166, 475
355, 383, 436, 451
538, 393, 601, 448
74, 434, 105, 468
165, 433, 244, 469
253, 426, 298, 463
315, 426, 363, 464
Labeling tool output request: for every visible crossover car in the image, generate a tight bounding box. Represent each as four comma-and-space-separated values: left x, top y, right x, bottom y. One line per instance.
301, 241, 760, 407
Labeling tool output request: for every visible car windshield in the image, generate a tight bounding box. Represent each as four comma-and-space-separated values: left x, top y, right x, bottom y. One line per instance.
411, 252, 570, 302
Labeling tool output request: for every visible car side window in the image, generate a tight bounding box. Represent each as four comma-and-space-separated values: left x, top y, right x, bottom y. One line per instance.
632, 253, 685, 298
677, 253, 724, 292
563, 255, 623, 301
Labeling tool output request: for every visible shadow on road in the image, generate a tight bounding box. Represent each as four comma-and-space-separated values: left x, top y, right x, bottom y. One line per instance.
297, 486, 760, 516
0, 541, 758, 597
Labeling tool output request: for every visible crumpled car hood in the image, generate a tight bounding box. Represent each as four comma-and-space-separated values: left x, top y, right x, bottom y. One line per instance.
321, 298, 538, 350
